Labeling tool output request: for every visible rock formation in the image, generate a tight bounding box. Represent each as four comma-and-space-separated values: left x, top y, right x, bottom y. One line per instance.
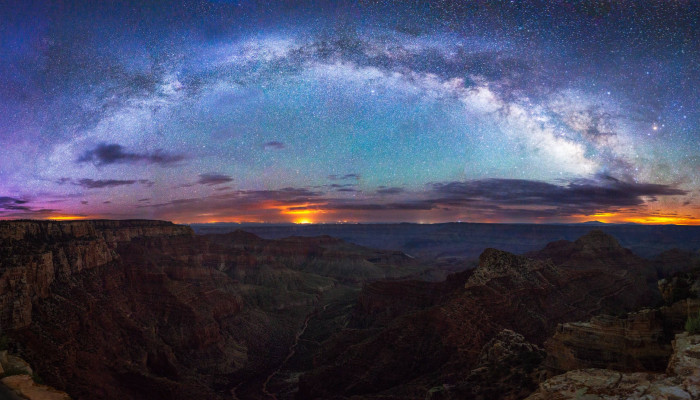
544, 298, 700, 375
544, 310, 672, 373
1, 375, 71, 400
0, 351, 70, 400
426, 329, 548, 400
526, 333, 700, 400
297, 230, 660, 399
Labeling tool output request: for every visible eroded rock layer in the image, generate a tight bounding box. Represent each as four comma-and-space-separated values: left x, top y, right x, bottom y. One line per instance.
527, 333, 700, 400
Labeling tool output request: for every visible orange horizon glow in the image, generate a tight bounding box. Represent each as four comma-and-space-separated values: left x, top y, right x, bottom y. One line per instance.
4, 205, 699, 226
3, 216, 700, 225
173, 211, 700, 225
46, 215, 91, 221
279, 203, 327, 224
572, 211, 700, 226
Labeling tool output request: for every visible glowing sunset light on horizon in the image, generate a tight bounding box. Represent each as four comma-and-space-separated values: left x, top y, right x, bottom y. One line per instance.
46, 215, 91, 221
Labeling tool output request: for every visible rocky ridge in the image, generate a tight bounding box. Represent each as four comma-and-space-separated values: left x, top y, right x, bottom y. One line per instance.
297, 230, 660, 399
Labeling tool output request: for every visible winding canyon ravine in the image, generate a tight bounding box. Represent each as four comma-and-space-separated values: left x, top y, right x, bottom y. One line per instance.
260, 303, 331, 400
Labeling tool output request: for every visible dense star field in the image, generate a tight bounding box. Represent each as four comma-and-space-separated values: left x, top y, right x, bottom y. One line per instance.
0, 1, 698, 224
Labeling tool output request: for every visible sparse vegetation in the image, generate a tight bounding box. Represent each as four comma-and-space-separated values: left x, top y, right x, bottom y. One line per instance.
0, 334, 9, 351
685, 311, 700, 334
31, 372, 44, 385
1, 367, 28, 378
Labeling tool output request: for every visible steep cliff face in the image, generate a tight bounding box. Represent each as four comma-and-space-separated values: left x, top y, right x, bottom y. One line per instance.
0, 220, 193, 243
297, 231, 660, 400
544, 311, 672, 373
543, 264, 700, 375
526, 333, 700, 400
0, 220, 192, 330
19, 238, 245, 399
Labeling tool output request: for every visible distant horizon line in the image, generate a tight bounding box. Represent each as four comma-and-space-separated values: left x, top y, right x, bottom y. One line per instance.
3, 218, 700, 227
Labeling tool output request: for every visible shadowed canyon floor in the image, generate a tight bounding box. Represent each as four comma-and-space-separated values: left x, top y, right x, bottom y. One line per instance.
0, 220, 699, 399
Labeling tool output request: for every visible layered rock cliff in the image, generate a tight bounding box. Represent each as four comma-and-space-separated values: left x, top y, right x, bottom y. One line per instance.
0, 220, 193, 243
544, 310, 672, 373
544, 299, 700, 375
0, 220, 192, 330
527, 333, 700, 400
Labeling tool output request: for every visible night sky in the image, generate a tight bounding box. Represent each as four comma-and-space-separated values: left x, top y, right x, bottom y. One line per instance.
1, 1, 698, 224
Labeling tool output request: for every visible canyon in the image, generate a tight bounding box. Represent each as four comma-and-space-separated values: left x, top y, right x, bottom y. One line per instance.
0, 220, 698, 399
0, 220, 429, 399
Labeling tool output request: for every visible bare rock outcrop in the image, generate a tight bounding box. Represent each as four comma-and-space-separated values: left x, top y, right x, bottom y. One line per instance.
2, 375, 71, 400
544, 310, 672, 373
0, 352, 70, 400
544, 298, 700, 375
526, 333, 700, 400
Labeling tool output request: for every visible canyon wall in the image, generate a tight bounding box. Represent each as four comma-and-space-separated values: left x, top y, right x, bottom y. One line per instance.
0, 220, 192, 330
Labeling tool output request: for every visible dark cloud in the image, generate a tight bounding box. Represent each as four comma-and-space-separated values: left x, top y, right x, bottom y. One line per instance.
0, 197, 36, 212
0, 208, 62, 218
81, 201, 88, 205
75, 179, 138, 189
323, 201, 435, 211
140, 187, 323, 211
429, 175, 687, 212
139, 197, 201, 209
126, 172, 692, 222
1, 204, 33, 211
269, 176, 688, 217
198, 173, 233, 185
328, 174, 360, 181
0, 197, 63, 217
263, 141, 286, 150
222, 187, 323, 204
77, 143, 185, 166
0, 197, 28, 207
56, 178, 154, 189
377, 187, 404, 195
